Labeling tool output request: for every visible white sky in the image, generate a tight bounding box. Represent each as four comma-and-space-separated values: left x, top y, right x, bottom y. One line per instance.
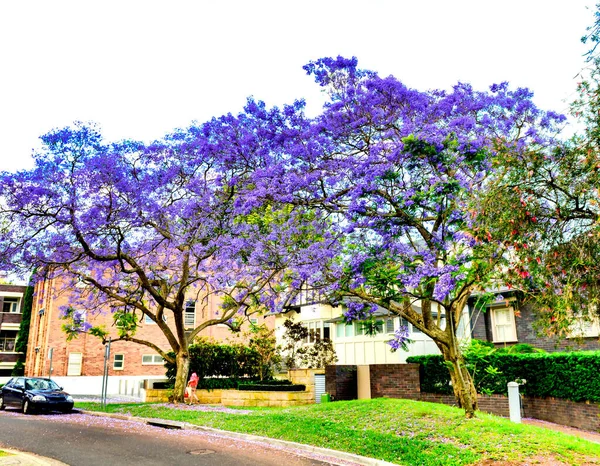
0, 1, 596, 172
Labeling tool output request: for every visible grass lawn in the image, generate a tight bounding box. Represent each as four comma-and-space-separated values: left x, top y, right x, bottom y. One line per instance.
77, 398, 600, 466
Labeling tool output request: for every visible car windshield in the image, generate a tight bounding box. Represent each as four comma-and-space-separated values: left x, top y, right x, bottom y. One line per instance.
25, 378, 61, 391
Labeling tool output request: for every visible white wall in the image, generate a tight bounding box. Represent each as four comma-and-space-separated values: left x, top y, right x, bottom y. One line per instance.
44, 375, 168, 396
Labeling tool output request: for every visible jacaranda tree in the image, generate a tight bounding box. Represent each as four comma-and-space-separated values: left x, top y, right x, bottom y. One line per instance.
0, 113, 334, 401
253, 57, 564, 417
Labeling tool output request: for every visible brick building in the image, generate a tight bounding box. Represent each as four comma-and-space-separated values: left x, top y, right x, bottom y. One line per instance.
0, 284, 28, 377
469, 290, 600, 352
25, 275, 273, 394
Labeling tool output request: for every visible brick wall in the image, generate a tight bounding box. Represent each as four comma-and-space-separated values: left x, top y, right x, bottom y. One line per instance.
471, 301, 600, 352
325, 365, 357, 400
369, 363, 420, 400
26, 282, 173, 378
0, 353, 19, 364
1, 313, 22, 325
25, 276, 272, 379
513, 304, 600, 352
0, 285, 27, 294
522, 396, 600, 432
419, 393, 510, 417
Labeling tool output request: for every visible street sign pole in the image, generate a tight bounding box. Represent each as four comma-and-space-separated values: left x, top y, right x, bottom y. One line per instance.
47, 348, 53, 379
101, 338, 111, 409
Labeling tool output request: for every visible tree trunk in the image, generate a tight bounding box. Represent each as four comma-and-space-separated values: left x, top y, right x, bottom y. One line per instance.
438, 339, 478, 418
172, 350, 190, 403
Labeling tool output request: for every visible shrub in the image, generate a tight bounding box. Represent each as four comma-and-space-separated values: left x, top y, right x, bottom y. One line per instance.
246, 324, 281, 380
164, 338, 263, 385
407, 354, 453, 395
237, 383, 306, 391
241, 379, 293, 386
408, 351, 600, 402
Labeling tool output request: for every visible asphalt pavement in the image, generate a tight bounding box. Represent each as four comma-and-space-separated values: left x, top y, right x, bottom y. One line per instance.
0, 408, 396, 466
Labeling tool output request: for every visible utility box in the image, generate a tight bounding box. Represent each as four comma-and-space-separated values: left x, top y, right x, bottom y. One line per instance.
321, 393, 331, 403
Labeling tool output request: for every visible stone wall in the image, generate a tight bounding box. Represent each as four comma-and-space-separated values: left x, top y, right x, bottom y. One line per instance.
221, 389, 313, 407
143, 388, 223, 404
288, 368, 323, 393
142, 387, 313, 407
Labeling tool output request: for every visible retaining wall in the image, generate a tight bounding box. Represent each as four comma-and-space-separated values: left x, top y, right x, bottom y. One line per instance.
325, 363, 600, 432
142, 388, 313, 407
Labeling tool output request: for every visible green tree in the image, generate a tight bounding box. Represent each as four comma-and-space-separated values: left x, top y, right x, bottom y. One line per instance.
279, 319, 308, 370
246, 323, 281, 381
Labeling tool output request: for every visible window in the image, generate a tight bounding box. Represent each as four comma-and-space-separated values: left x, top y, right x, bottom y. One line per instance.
385, 318, 395, 334
568, 306, 600, 338
336, 322, 354, 338
305, 321, 323, 343
142, 354, 164, 365
0, 331, 17, 352
113, 354, 124, 370
490, 306, 518, 342
354, 322, 364, 336
67, 353, 83, 376
2, 297, 19, 313
345, 323, 354, 337
184, 301, 195, 328
145, 314, 167, 324
323, 322, 331, 340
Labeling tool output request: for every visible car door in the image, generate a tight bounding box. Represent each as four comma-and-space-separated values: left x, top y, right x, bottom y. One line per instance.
4, 378, 26, 407
3, 379, 17, 406
1, 379, 14, 406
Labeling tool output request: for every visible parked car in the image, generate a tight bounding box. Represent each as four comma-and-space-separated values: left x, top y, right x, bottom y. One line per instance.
0, 377, 74, 414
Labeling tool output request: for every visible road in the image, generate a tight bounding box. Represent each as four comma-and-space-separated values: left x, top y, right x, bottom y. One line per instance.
0, 408, 342, 466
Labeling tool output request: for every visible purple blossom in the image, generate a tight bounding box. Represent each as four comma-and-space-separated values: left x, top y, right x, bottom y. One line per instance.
388, 326, 411, 352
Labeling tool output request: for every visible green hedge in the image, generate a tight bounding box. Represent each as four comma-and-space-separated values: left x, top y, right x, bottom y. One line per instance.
165, 339, 264, 387
237, 383, 306, 392
407, 352, 600, 402
239, 379, 293, 386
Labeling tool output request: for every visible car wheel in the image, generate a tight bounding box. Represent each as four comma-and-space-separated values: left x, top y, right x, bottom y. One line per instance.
22, 400, 35, 415
0, 395, 5, 411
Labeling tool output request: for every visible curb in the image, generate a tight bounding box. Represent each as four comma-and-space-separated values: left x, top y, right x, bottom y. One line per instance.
80, 410, 398, 466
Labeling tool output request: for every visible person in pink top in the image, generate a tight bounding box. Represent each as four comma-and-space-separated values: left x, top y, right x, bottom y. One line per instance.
185, 372, 199, 405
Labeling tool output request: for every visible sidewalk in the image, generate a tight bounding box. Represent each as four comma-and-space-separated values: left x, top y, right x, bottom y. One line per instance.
523, 418, 600, 444
0, 449, 66, 466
